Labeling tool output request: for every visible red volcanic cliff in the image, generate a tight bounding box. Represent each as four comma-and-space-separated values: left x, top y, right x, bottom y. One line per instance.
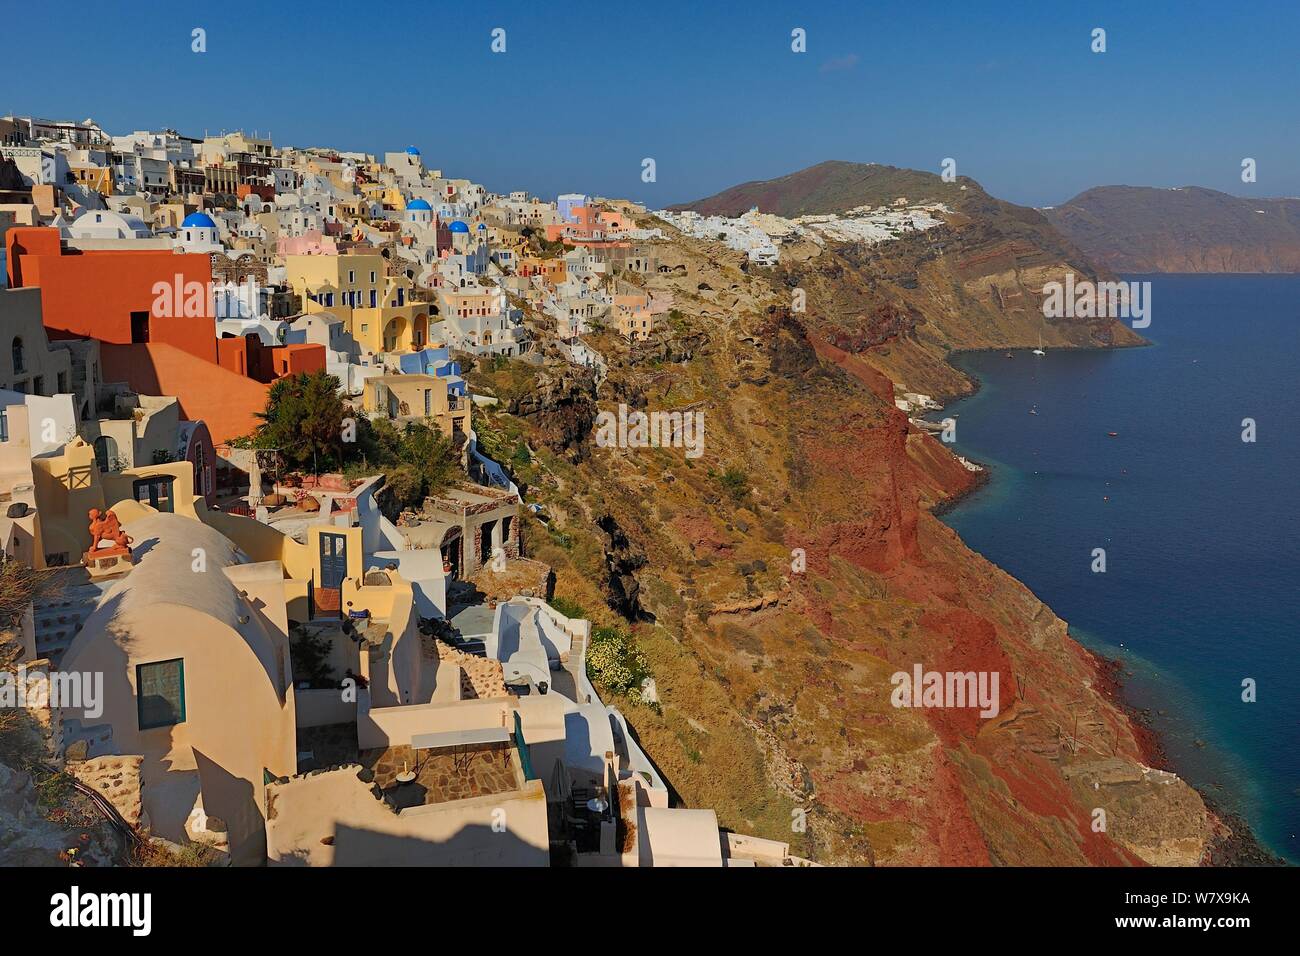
468, 172, 1217, 866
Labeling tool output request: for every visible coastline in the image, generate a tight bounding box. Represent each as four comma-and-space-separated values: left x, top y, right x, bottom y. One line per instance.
929, 456, 989, 517
1089, 649, 1286, 867
924, 345, 1286, 867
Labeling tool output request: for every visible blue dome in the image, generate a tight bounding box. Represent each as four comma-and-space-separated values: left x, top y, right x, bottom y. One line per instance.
182, 212, 216, 228
476, 223, 487, 230
405, 145, 420, 155
407, 199, 432, 211
448, 220, 469, 233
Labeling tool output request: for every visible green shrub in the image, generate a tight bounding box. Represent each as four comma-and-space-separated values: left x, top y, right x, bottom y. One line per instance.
586, 625, 650, 699
550, 596, 587, 620
718, 467, 750, 502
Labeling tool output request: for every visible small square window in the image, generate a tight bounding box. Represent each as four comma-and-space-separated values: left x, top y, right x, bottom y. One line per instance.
137, 658, 185, 730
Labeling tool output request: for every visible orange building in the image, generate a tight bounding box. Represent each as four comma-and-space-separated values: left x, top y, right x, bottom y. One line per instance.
6, 227, 217, 361
544, 205, 631, 250
517, 255, 567, 286
217, 335, 324, 383
5, 227, 324, 442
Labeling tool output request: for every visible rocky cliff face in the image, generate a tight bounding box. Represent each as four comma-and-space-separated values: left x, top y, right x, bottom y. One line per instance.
505, 365, 600, 460
1044, 185, 1300, 273
469, 169, 1220, 865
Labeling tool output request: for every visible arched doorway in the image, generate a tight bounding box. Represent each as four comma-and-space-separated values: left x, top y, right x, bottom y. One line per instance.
384, 316, 409, 352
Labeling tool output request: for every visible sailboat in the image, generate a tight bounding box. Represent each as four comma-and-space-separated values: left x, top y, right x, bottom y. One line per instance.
1032, 330, 1045, 357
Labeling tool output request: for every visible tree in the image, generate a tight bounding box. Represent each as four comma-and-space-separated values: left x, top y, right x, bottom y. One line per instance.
255, 371, 348, 472
359, 418, 459, 513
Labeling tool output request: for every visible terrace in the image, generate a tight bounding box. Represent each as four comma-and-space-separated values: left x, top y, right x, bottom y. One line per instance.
360, 740, 521, 810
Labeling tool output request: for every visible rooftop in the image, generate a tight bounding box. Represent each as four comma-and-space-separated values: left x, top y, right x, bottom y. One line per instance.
360, 742, 521, 809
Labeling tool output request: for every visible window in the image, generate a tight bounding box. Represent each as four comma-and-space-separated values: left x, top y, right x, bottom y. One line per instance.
0, 408, 7, 443
130, 311, 150, 344
193, 441, 207, 496
137, 659, 185, 730
133, 475, 175, 513
11, 337, 23, 374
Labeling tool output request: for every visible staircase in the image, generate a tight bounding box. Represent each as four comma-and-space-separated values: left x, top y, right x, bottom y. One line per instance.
32, 571, 107, 667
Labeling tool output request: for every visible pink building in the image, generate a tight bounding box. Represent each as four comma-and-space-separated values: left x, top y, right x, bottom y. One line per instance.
278, 231, 340, 256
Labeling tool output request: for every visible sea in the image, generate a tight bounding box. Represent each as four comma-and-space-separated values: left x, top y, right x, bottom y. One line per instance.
932, 274, 1299, 863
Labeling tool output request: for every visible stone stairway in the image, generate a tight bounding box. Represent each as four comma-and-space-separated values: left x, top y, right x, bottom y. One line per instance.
32, 571, 107, 667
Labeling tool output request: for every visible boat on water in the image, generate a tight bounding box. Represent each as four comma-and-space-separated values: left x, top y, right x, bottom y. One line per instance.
1107, 431, 1119, 437
1032, 331, 1045, 357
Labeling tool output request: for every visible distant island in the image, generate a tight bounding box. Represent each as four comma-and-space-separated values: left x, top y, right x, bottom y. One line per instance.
1043, 185, 1300, 273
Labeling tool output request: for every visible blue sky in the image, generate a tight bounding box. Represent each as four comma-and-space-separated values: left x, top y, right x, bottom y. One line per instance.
3, 0, 1297, 208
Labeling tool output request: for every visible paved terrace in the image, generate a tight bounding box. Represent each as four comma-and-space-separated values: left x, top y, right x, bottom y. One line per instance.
297, 724, 524, 810
360, 742, 520, 810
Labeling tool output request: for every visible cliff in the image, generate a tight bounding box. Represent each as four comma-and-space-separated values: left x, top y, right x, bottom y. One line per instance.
675, 161, 1143, 398
467, 165, 1219, 865
1044, 185, 1300, 273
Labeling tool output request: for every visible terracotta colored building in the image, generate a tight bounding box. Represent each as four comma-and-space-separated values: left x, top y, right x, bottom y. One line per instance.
6, 227, 217, 361
217, 334, 324, 384
5, 227, 325, 442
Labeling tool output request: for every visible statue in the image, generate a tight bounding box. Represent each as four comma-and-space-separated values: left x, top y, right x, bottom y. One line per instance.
84, 508, 134, 579
88, 508, 132, 553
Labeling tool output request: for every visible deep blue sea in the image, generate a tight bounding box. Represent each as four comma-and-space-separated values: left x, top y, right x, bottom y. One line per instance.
933, 275, 1299, 863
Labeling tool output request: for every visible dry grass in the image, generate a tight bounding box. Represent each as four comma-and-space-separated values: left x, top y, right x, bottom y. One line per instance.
130, 840, 221, 868
0, 562, 65, 632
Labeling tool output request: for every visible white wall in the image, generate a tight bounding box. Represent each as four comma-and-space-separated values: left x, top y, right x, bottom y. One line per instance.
0, 390, 77, 455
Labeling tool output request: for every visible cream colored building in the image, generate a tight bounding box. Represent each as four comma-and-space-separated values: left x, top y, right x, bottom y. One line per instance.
614, 289, 654, 341
1, 287, 73, 399
362, 374, 470, 441
0, 403, 42, 566
60, 512, 300, 862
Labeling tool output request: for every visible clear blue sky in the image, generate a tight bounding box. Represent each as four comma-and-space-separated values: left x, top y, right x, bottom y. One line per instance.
3, 0, 1297, 208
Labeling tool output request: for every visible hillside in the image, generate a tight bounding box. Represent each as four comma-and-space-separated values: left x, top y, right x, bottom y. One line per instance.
671, 160, 962, 219
674, 160, 1143, 398
460, 174, 1238, 865
1044, 185, 1300, 273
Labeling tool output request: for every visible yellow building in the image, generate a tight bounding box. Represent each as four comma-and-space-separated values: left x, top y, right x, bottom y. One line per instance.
25, 437, 437, 861
362, 374, 471, 441
614, 289, 654, 341
361, 182, 404, 209
69, 163, 113, 197
286, 254, 433, 354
